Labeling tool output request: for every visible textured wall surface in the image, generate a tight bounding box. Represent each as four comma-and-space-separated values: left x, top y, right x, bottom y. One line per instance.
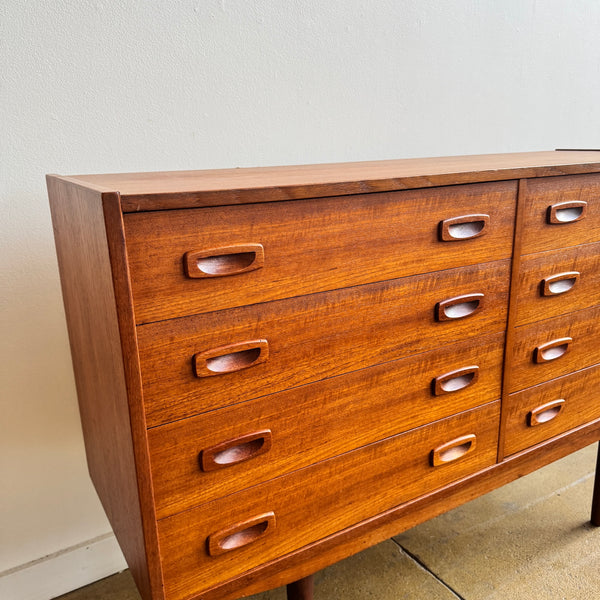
1, 0, 600, 596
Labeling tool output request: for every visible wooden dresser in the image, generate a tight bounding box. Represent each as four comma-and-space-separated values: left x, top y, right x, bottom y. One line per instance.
47, 151, 600, 600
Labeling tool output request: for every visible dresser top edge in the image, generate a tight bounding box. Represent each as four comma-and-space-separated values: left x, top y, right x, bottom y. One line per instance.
47, 150, 600, 212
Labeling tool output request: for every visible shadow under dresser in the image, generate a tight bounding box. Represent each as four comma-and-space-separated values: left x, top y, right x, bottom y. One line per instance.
47, 150, 600, 600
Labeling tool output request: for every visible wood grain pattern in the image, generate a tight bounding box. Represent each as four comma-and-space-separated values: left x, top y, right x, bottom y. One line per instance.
47, 178, 161, 600
124, 181, 516, 322
157, 402, 500, 600
56, 150, 600, 211
148, 333, 504, 517
513, 242, 600, 325
138, 260, 510, 426
199, 419, 600, 600
509, 305, 600, 393
520, 173, 600, 255
504, 364, 600, 456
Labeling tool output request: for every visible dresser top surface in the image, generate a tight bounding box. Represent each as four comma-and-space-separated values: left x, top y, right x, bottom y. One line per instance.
50, 150, 600, 212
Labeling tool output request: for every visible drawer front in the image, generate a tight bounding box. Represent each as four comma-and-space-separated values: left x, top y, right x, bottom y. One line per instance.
509, 305, 600, 392
157, 402, 499, 600
139, 260, 510, 427
503, 364, 600, 456
149, 333, 504, 517
514, 242, 600, 326
124, 181, 516, 323
520, 174, 600, 255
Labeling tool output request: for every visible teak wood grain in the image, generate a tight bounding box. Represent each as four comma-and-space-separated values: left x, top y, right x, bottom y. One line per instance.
508, 305, 600, 393
47, 152, 600, 600
157, 402, 500, 600
124, 181, 516, 322
513, 241, 600, 326
504, 363, 600, 456
59, 150, 600, 211
138, 260, 510, 426
519, 173, 600, 255
148, 333, 504, 517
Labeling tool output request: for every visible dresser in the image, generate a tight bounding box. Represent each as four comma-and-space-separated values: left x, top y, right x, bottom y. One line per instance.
47, 151, 600, 600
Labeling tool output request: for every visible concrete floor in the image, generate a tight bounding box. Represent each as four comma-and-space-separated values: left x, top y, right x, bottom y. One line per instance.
55, 444, 600, 600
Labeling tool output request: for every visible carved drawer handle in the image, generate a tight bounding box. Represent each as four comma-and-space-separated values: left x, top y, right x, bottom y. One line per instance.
194, 340, 269, 377
541, 272, 580, 296
547, 201, 587, 224
533, 337, 572, 364
439, 214, 490, 241
200, 430, 272, 472
184, 244, 265, 278
207, 512, 276, 557
432, 366, 479, 396
436, 293, 484, 321
431, 434, 477, 467
528, 399, 565, 427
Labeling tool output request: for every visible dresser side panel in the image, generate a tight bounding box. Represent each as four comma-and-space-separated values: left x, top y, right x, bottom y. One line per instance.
47, 177, 157, 600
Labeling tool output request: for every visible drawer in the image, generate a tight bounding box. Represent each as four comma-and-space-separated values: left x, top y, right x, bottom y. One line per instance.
503, 364, 600, 456
124, 181, 516, 323
157, 402, 500, 600
148, 333, 504, 518
520, 173, 600, 255
138, 260, 510, 427
513, 241, 600, 326
509, 305, 600, 392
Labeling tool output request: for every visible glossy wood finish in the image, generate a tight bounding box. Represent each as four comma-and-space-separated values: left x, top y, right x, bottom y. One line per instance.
592, 443, 600, 527
520, 173, 600, 254
287, 575, 314, 600
138, 260, 509, 426
61, 150, 600, 211
504, 364, 600, 456
508, 305, 600, 392
157, 403, 500, 600
124, 182, 515, 323
513, 241, 600, 325
46, 178, 161, 600
48, 153, 600, 600
148, 334, 504, 517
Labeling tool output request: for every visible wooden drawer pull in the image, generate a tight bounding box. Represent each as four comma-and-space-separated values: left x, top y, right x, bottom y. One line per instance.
207, 512, 276, 557
194, 340, 269, 378
184, 244, 265, 278
547, 201, 587, 224
432, 366, 479, 396
534, 337, 572, 364
436, 293, 484, 321
528, 399, 565, 427
200, 430, 272, 472
541, 271, 580, 296
431, 434, 477, 467
439, 214, 490, 241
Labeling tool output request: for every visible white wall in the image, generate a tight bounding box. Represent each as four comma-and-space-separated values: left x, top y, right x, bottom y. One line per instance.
1, 1, 600, 598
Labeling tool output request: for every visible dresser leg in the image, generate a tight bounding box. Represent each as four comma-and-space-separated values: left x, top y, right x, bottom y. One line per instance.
286, 574, 315, 600
592, 442, 600, 526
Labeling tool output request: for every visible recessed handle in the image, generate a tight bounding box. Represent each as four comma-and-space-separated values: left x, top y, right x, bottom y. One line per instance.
533, 337, 572, 364
184, 244, 265, 278
200, 430, 272, 472
431, 434, 477, 467
439, 214, 490, 241
432, 366, 479, 396
528, 399, 565, 427
436, 293, 484, 321
547, 201, 587, 224
194, 340, 269, 377
207, 512, 276, 557
540, 271, 580, 297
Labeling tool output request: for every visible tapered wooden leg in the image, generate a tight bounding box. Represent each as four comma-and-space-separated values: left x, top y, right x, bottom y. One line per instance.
286, 574, 315, 600
592, 442, 600, 526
